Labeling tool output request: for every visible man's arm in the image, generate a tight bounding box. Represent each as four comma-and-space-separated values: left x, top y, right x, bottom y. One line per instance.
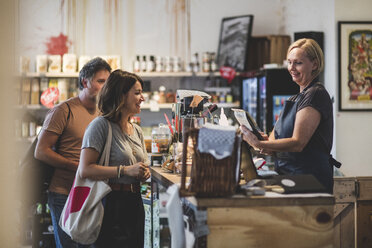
34, 129, 78, 171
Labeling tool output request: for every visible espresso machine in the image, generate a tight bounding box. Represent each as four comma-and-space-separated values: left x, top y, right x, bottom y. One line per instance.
172, 89, 211, 142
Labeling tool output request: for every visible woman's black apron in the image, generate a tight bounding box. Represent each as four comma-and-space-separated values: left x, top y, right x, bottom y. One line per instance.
274, 83, 334, 193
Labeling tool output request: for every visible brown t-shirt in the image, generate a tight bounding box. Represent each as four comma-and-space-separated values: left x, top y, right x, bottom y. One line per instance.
42, 97, 99, 195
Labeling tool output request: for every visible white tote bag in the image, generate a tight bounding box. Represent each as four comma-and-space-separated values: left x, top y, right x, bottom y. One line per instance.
59, 120, 113, 245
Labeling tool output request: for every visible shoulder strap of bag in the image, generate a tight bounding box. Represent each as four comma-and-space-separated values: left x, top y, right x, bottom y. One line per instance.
98, 119, 112, 166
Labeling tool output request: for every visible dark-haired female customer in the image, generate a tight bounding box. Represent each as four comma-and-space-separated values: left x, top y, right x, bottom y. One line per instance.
79, 70, 150, 247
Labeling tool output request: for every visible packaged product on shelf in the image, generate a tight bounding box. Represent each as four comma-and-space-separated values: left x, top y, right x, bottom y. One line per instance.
20, 56, 30, 74
47, 55, 61, 72
158, 86, 166, 104
62, 54, 77, 72
68, 78, 79, 98
21, 114, 30, 138
78, 56, 91, 71
30, 78, 40, 105
48, 79, 59, 102
36, 55, 48, 73
21, 78, 31, 105
102, 55, 121, 70
166, 91, 176, 103
58, 79, 69, 102
29, 121, 36, 137
40, 78, 48, 94
48, 79, 58, 88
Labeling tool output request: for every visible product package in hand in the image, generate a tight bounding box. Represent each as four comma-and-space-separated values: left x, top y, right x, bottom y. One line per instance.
232, 108, 264, 140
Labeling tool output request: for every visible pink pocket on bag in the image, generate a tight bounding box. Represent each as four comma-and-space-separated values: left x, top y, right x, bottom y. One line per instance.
63, 186, 90, 225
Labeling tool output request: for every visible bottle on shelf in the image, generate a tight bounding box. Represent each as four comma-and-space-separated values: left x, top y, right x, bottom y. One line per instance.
155, 56, 163, 72
146, 55, 155, 72
158, 86, 166, 104
192, 53, 200, 73
202, 52, 210, 73
164, 56, 172, 73
173, 56, 181, 72
141, 55, 147, 72
133, 55, 141, 73
210, 52, 218, 72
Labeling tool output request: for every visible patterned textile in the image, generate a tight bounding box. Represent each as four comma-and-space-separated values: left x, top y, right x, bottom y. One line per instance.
197, 123, 236, 159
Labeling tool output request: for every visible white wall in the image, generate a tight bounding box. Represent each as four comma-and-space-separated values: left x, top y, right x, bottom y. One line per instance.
334, 0, 372, 176
17, 0, 372, 176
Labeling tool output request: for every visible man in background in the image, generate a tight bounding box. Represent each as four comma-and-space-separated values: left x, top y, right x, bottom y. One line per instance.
35, 57, 111, 247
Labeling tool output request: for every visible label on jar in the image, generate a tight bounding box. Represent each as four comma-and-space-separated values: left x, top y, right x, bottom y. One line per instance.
151, 139, 169, 154
151, 142, 160, 153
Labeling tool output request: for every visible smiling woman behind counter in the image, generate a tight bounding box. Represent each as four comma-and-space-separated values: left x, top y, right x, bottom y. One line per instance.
241, 38, 338, 194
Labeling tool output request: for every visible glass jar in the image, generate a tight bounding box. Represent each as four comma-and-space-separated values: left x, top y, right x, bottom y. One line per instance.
151, 123, 171, 154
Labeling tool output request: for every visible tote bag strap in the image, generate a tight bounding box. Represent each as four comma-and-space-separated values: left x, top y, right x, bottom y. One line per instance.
98, 119, 112, 167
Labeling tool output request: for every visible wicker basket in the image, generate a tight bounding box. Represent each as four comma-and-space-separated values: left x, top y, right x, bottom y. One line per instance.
180, 128, 241, 197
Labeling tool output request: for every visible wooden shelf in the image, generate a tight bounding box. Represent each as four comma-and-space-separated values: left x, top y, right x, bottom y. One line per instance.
20, 71, 221, 78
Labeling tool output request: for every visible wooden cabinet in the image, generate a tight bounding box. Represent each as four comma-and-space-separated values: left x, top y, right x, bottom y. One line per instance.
334, 177, 372, 248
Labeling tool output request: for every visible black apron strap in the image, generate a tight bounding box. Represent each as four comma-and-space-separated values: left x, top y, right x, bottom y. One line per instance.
329, 155, 342, 168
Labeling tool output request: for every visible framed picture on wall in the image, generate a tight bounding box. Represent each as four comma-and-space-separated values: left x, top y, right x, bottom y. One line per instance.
217, 15, 254, 72
338, 21, 372, 111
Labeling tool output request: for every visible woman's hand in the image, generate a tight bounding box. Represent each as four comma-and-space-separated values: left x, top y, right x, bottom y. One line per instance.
141, 167, 151, 182
240, 125, 261, 149
259, 131, 269, 140
124, 162, 149, 180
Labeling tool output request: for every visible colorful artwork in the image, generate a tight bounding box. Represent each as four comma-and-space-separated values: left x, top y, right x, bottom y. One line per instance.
339, 22, 372, 111
347, 31, 372, 100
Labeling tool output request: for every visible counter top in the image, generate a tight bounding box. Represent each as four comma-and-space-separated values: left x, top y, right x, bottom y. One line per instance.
150, 166, 334, 208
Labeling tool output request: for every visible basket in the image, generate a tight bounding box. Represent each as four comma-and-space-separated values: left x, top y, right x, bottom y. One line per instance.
180, 128, 241, 197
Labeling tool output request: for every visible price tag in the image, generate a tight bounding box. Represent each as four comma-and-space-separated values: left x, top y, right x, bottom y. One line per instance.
40, 87, 59, 109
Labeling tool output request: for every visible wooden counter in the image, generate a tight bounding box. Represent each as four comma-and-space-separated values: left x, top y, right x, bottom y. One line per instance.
150, 166, 335, 248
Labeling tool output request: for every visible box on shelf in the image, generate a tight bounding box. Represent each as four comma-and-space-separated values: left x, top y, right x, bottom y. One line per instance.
62, 54, 77, 73
36, 55, 48, 73
47, 55, 62, 73
246, 35, 290, 71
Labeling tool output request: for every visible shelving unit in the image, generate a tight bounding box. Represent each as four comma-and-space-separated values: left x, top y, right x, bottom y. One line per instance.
16, 69, 239, 142
20, 71, 221, 78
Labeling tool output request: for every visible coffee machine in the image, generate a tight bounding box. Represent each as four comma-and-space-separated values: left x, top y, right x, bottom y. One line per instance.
172, 90, 211, 142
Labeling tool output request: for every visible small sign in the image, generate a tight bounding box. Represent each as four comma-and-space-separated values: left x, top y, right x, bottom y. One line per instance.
219, 66, 236, 83
41, 87, 59, 109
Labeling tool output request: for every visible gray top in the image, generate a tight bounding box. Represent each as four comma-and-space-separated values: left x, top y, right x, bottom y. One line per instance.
82, 116, 150, 184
